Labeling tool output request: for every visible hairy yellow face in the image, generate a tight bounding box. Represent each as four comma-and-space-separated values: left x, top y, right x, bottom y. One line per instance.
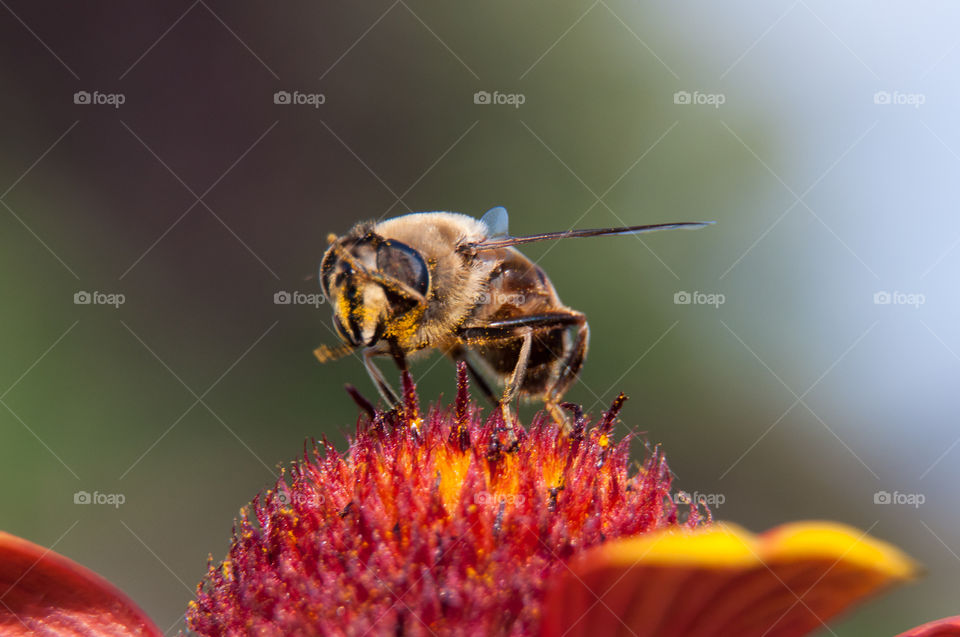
320, 233, 431, 349
331, 280, 388, 347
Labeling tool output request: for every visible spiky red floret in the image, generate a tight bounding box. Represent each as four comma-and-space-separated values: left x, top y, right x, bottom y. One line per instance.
187, 366, 706, 636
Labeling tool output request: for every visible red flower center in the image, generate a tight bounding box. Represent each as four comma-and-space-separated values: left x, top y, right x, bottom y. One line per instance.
186, 365, 704, 636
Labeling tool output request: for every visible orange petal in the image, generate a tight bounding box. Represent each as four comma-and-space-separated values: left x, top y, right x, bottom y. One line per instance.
895, 616, 960, 636
0, 530, 162, 636
541, 521, 918, 637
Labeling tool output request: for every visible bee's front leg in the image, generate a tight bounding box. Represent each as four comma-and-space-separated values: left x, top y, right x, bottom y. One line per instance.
362, 347, 401, 409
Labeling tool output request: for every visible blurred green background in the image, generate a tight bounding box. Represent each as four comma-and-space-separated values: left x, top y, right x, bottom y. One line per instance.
2, 2, 958, 634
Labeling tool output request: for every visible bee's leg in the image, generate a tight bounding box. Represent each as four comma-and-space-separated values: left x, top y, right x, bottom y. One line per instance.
388, 341, 409, 373
447, 347, 499, 408
459, 312, 584, 337
544, 319, 589, 434
546, 318, 590, 404
363, 347, 401, 408
458, 312, 587, 433
499, 329, 533, 425
457, 312, 585, 431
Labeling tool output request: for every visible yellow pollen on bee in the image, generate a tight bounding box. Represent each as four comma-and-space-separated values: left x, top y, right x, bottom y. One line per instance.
335, 294, 351, 323
383, 307, 425, 345
599, 434, 610, 448
353, 303, 377, 324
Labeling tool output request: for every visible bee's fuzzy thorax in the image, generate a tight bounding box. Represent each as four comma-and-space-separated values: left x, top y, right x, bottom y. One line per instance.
373, 212, 499, 351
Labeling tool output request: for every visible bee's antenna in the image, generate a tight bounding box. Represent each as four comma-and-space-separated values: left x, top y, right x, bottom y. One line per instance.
463, 221, 714, 252
314, 342, 357, 363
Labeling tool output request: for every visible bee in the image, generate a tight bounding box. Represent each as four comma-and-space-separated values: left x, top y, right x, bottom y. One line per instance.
315, 207, 711, 429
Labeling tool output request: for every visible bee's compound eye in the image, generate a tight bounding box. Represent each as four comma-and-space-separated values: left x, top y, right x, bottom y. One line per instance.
376, 240, 429, 296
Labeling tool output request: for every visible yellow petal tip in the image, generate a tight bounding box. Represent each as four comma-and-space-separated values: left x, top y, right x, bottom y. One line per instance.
580, 520, 919, 582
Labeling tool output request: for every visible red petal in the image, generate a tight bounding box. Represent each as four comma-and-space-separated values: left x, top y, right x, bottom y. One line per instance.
895, 616, 960, 636
541, 521, 918, 637
0, 531, 162, 636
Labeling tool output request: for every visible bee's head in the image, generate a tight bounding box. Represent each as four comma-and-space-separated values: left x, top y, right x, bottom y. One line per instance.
319, 231, 430, 348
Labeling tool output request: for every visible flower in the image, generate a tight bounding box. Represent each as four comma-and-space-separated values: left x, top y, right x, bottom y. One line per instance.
187, 366, 701, 635
184, 365, 915, 636
0, 529, 161, 637
894, 616, 960, 636
0, 365, 946, 636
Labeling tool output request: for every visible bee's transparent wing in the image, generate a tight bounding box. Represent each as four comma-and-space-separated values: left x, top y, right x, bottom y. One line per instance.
479, 206, 510, 239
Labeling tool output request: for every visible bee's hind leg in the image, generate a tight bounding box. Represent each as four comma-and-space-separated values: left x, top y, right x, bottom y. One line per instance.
457, 312, 587, 434
544, 318, 589, 434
